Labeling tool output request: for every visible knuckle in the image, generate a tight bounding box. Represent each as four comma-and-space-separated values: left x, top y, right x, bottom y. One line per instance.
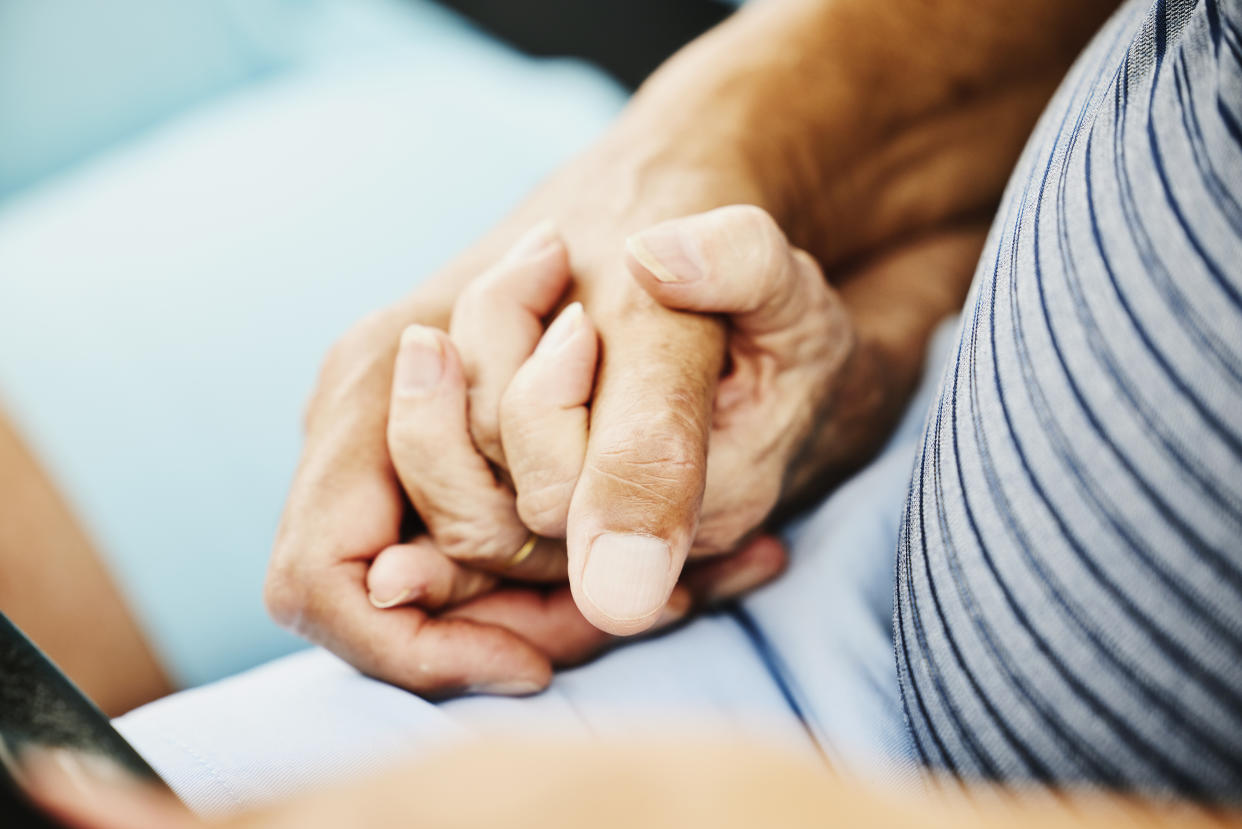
456, 278, 484, 307
730, 203, 781, 238
730, 204, 784, 256
791, 247, 823, 279
263, 568, 306, 629
748, 215, 790, 284
469, 397, 503, 462
591, 408, 706, 504
386, 408, 439, 462
455, 277, 493, 315
516, 477, 575, 535
707, 205, 790, 299
306, 336, 372, 428
471, 407, 499, 442
699, 478, 781, 552
320, 335, 354, 377
498, 380, 541, 438
320, 329, 360, 377
433, 517, 509, 562
698, 506, 765, 553
385, 416, 420, 458
322, 309, 389, 375
611, 408, 702, 469
499, 372, 535, 413
695, 518, 748, 555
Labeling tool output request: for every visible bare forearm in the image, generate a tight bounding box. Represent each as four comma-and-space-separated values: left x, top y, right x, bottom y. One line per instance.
590, 0, 1119, 507
0, 412, 170, 714
388, 0, 1115, 338
614, 0, 1118, 263
50, 737, 1225, 829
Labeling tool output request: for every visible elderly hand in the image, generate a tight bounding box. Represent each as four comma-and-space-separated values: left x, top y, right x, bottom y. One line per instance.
267, 0, 1039, 691
275, 187, 984, 696
380, 209, 839, 638
264, 65, 786, 689
266, 220, 787, 697
512, 205, 856, 634
371, 205, 851, 655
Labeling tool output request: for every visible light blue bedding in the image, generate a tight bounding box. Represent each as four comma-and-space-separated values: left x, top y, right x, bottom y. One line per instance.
1, 0, 611, 197
0, 0, 626, 685
115, 325, 950, 814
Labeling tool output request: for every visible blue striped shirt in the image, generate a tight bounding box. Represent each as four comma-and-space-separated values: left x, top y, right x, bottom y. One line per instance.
895, 0, 1242, 802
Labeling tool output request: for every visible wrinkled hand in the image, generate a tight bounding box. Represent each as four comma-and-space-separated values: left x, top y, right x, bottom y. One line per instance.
264, 228, 569, 696
371, 204, 857, 645
264, 0, 1063, 701
539, 205, 853, 633
519, 204, 983, 636
266, 221, 786, 697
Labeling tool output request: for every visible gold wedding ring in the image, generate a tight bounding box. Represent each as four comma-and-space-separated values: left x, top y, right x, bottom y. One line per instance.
508, 532, 539, 568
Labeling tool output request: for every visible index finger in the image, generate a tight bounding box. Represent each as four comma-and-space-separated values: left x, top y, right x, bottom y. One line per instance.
565, 285, 725, 636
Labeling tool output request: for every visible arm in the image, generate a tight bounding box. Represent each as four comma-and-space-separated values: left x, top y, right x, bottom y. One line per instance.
30, 737, 1233, 829
0, 411, 170, 715
268, 0, 1119, 680
597, 0, 1117, 496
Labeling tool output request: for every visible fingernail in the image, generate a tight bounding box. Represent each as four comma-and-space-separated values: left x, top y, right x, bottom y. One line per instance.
505, 219, 560, 264
394, 327, 443, 394
367, 549, 422, 608
536, 302, 584, 355
626, 225, 706, 283
474, 680, 545, 696
368, 587, 414, 609
582, 533, 673, 623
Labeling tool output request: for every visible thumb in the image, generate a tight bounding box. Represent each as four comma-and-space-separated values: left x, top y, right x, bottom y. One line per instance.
566, 282, 723, 636
624, 204, 836, 340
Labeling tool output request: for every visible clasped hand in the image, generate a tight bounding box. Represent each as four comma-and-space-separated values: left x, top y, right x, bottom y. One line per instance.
266, 206, 853, 696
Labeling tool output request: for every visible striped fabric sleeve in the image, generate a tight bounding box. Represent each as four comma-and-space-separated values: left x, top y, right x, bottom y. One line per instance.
895, 0, 1242, 803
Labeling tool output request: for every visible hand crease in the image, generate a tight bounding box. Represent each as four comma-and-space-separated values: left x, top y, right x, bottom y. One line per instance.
585, 463, 680, 506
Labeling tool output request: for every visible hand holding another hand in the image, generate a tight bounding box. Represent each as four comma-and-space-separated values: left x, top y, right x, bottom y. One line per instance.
267, 182, 984, 697
266, 209, 817, 697
365, 204, 860, 672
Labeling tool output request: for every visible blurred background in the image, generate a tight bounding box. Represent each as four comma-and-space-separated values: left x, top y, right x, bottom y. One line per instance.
0, 0, 737, 693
